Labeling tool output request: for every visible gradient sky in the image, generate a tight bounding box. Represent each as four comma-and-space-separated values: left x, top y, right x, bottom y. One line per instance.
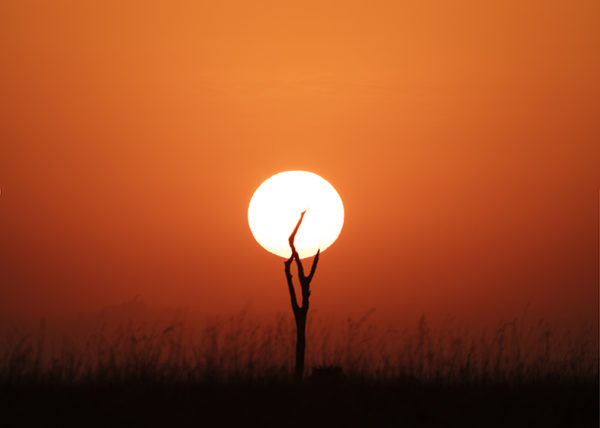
1, 1, 598, 328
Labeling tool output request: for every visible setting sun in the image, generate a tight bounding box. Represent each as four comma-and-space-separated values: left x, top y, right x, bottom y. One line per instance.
248, 171, 344, 259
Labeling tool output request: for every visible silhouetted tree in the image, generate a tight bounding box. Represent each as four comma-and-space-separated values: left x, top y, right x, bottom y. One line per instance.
284, 210, 319, 381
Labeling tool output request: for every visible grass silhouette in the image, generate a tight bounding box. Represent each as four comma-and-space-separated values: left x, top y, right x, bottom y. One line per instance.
0, 310, 597, 426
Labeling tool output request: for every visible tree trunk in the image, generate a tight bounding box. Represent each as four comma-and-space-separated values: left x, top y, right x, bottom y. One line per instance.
295, 310, 307, 381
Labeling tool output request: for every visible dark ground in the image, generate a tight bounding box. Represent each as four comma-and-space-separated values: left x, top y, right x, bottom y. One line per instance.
1, 377, 597, 427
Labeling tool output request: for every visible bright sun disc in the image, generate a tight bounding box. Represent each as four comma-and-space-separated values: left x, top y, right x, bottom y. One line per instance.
248, 171, 344, 259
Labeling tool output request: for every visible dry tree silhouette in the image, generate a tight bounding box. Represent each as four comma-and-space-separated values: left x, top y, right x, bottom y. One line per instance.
284, 210, 320, 381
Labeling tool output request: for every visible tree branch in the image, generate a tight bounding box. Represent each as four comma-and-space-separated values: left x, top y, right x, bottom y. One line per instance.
284, 210, 306, 313
284, 256, 299, 312
288, 210, 306, 248
307, 249, 320, 283
289, 210, 306, 280
285, 210, 321, 313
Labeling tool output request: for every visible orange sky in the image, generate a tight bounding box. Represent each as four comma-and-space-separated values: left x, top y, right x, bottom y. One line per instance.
1, 1, 598, 328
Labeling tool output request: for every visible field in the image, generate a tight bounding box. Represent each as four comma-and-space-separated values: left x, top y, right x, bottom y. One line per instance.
1, 308, 597, 427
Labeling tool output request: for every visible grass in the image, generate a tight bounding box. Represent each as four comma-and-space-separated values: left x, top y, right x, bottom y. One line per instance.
0, 310, 597, 426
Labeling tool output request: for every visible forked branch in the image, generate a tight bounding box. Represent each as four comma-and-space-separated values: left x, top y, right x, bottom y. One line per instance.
284, 211, 320, 312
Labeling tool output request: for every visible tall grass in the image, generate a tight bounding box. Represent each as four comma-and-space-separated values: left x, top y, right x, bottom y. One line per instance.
0, 311, 596, 385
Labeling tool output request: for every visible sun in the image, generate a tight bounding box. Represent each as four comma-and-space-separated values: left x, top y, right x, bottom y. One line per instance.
248, 171, 344, 259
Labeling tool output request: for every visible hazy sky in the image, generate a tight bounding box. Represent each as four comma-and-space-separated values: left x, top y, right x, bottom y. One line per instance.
1, 1, 598, 328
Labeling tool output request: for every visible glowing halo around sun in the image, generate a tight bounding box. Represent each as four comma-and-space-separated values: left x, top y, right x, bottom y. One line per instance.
248, 171, 344, 259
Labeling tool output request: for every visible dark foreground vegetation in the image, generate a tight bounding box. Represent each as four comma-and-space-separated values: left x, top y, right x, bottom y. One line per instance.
1, 310, 597, 427
3, 377, 597, 427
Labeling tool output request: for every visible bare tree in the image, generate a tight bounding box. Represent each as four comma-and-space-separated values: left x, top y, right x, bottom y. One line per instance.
284, 210, 320, 381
